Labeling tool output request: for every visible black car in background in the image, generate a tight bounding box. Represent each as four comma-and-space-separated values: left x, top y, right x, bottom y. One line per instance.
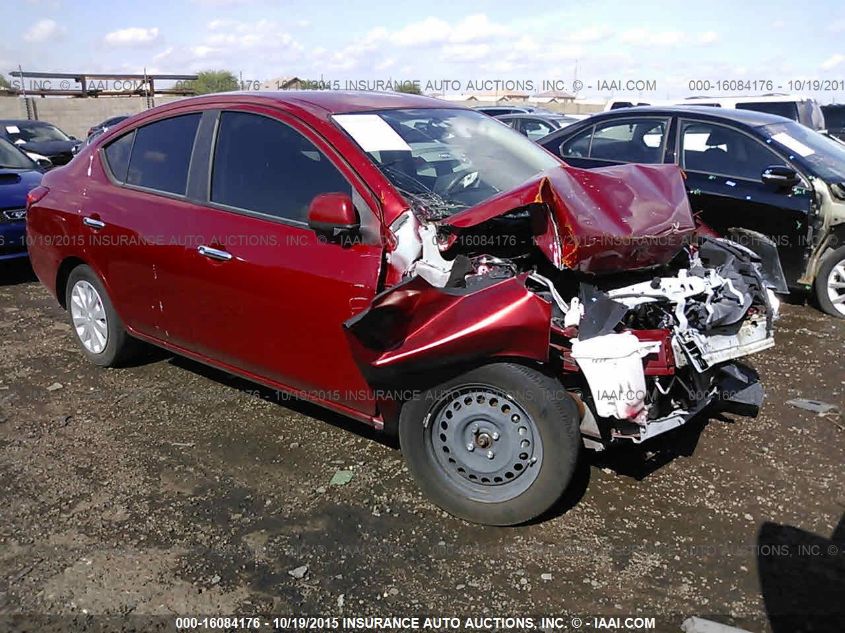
496, 112, 580, 141
0, 119, 81, 167
822, 104, 845, 142
538, 106, 845, 317
473, 105, 550, 117
86, 114, 130, 140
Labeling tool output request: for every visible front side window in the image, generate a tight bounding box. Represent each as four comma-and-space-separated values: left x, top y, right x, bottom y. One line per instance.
558, 118, 668, 163
522, 118, 555, 141
211, 111, 351, 223
333, 108, 559, 216
681, 121, 784, 181
125, 114, 200, 195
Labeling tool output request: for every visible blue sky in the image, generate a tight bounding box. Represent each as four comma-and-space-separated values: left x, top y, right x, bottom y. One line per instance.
2, 0, 844, 100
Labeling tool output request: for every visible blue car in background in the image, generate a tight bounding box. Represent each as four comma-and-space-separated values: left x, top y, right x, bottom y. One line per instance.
0, 137, 43, 261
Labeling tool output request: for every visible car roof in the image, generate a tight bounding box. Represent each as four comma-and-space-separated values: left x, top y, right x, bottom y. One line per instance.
117, 91, 458, 127
582, 105, 791, 128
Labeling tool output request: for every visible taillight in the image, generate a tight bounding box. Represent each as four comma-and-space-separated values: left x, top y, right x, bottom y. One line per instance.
27, 186, 49, 208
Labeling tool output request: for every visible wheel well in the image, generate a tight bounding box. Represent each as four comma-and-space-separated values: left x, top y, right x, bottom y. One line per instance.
55, 257, 87, 309
376, 357, 553, 437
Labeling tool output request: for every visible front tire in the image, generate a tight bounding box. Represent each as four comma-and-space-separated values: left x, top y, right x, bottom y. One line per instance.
399, 363, 581, 525
814, 245, 845, 318
66, 265, 139, 366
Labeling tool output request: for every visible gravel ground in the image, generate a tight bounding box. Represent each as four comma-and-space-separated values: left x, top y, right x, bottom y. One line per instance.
1, 260, 843, 633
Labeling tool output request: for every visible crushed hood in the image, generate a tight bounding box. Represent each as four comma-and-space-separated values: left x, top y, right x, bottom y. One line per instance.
441, 163, 696, 274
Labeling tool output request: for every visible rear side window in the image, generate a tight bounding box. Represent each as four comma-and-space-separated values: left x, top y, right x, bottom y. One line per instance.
211, 111, 351, 223
557, 118, 668, 163
103, 131, 134, 183
126, 114, 200, 195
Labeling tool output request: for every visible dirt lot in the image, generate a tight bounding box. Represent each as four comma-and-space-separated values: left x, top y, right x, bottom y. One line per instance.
1, 260, 843, 632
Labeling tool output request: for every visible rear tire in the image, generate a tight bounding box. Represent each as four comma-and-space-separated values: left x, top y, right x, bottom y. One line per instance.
399, 363, 581, 525
814, 245, 845, 319
65, 265, 139, 367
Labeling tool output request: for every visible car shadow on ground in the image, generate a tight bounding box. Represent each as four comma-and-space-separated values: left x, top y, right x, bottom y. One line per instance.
0, 259, 37, 286
758, 512, 845, 632
588, 415, 712, 480
166, 354, 397, 449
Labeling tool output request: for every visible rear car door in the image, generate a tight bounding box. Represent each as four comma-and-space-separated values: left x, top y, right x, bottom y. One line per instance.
677, 119, 813, 286
547, 116, 671, 169
86, 113, 203, 337
164, 108, 384, 414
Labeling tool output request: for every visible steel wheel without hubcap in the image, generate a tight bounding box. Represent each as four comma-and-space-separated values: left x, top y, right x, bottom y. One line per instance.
70, 280, 109, 354
428, 386, 543, 502
826, 260, 845, 316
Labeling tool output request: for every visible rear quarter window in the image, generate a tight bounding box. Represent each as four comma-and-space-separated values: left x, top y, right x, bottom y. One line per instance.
102, 131, 135, 183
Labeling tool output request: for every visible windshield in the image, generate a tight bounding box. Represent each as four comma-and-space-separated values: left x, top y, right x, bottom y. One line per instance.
3, 122, 71, 143
763, 120, 845, 183
737, 101, 799, 121
0, 137, 37, 170
823, 107, 845, 129
333, 108, 559, 215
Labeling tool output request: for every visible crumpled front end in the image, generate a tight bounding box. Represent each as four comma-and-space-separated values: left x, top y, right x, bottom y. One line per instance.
348, 162, 777, 447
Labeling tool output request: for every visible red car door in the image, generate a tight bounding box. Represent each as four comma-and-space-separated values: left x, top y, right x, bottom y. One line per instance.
158, 108, 384, 416
82, 114, 203, 337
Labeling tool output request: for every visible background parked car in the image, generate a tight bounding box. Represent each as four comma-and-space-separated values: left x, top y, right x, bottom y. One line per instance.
0, 119, 82, 167
674, 95, 826, 130
0, 137, 43, 261
496, 113, 580, 140
539, 105, 845, 317
87, 115, 131, 140
472, 105, 550, 117
822, 104, 845, 142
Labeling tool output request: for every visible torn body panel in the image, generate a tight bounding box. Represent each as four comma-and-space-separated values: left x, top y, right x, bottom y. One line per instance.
441, 163, 696, 274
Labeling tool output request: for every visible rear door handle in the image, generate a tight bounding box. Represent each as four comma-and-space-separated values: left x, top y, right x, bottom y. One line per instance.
197, 245, 233, 261
83, 216, 105, 229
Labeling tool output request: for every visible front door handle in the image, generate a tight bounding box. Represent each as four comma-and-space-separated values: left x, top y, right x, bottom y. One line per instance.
83, 216, 105, 229
197, 244, 233, 261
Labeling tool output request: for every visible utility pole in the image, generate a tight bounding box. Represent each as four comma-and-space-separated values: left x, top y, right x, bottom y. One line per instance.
18, 65, 33, 120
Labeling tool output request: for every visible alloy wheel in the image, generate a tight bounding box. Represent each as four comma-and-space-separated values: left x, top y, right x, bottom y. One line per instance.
827, 259, 845, 317
70, 280, 109, 354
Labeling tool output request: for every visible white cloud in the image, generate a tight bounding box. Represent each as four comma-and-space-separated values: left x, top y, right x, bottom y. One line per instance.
23, 19, 62, 43
698, 31, 719, 45
564, 26, 613, 44
821, 54, 844, 70
440, 44, 492, 63
620, 28, 684, 47
104, 27, 160, 46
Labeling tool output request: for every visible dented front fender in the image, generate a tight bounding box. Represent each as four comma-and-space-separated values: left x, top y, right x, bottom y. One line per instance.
344, 274, 551, 386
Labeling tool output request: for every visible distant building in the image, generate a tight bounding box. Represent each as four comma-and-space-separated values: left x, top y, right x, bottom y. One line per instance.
458, 91, 531, 103
260, 76, 305, 91
532, 90, 575, 104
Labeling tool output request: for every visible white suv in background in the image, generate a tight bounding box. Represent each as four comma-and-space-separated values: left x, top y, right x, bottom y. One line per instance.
676, 95, 825, 130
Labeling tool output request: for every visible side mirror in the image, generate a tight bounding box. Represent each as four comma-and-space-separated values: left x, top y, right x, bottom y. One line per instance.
307, 192, 359, 240
36, 158, 53, 170
761, 165, 799, 189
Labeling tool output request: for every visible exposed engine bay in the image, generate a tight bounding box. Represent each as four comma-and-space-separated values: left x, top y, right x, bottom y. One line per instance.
346, 163, 778, 448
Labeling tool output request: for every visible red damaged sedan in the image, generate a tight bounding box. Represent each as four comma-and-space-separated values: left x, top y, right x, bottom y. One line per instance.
26, 92, 779, 525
